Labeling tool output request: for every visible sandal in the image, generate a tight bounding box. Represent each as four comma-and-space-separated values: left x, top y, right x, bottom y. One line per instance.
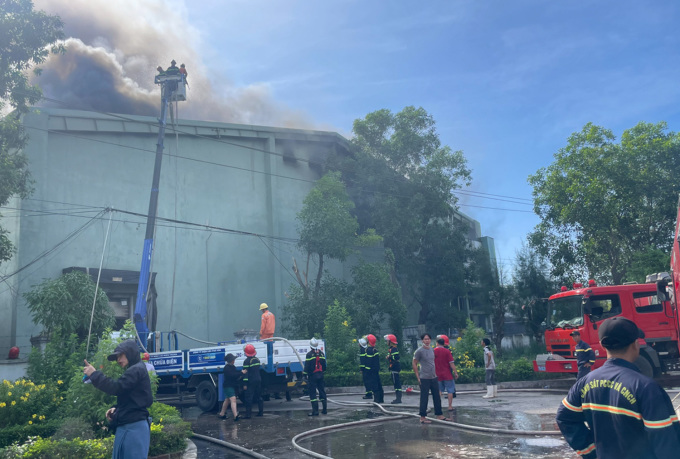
420, 419, 432, 424
217, 414, 227, 419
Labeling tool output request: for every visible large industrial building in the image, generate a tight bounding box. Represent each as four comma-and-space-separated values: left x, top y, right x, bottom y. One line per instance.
1, 107, 497, 359
1, 107, 351, 356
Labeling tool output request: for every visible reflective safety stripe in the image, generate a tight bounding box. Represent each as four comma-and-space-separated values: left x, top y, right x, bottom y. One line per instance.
576, 443, 596, 456
582, 402, 642, 420
644, 414, 680, 429
561, 398, 582, 412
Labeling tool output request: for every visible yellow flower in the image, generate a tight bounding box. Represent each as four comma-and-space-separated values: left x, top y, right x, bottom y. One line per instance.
25, 392, 29, 397
57, 380, 63, 385
352, 339, 357, 343
39, 415, 45, 420
32, 414, 37, 418
457, 337, 462, 341
7, 392, 11, 396
0, 402, 6, 407
342, 320, 348, 327
28, 421, 32, 425
11, 401, 16, 406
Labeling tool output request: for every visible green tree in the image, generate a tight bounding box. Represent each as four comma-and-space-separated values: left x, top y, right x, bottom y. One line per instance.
335, 106, 472, 327
24, 271, 115, 341
294, 171, 361, 300
511, 244, 556, 342
0, 0, 64, 264
622, 247, 670, 284
347, 261, 406, 338
529, 121, 680, 284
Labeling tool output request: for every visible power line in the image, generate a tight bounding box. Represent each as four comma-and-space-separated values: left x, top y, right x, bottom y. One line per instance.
28, 94, 535, 211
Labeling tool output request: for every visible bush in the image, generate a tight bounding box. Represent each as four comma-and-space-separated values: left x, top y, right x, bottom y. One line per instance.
0, 379, 63, 432
0, 420, 61, 450
0, 436, 114, 459
27, 334, 86, 387
52, 417, 94, 441
451, 319, 486, 368
323, 301, 358, 374
149, 421, 192, 457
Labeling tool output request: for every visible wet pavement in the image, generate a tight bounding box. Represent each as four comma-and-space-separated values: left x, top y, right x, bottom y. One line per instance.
173, 388, 578, 458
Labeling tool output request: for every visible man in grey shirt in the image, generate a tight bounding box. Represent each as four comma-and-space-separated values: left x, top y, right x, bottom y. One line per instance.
413, 333, 449, 423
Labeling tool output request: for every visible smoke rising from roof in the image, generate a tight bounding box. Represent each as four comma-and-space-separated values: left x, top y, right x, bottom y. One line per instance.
33, 0, 312, 128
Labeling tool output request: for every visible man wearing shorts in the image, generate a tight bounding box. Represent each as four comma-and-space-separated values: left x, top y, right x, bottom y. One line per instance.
434, 337, 458, 411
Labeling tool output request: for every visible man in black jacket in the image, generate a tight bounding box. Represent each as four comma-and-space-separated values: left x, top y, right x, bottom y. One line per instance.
84, 339, 153, 458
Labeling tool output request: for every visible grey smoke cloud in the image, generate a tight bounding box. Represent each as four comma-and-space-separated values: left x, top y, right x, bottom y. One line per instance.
32, 0, 312, 128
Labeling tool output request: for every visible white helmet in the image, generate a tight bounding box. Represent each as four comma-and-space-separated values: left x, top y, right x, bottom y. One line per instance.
358, 337, 368, 348
310, 338, 319, 349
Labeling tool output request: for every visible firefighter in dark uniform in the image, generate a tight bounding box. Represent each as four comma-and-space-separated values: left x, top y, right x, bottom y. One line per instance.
303, 338, 327, 416
365, 334, 384, 403
359, 337, 372, 399
571, 330, 595, 380
384, 334, 402, 404
241, 344, 263, 419
556, 317, 680, 459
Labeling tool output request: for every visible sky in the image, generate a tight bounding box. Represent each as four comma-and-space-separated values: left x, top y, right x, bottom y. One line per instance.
32, 0, 680, 276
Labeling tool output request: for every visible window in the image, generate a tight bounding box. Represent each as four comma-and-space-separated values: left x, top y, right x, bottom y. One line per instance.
589, 294, 622, 321
633, 291, 663, 313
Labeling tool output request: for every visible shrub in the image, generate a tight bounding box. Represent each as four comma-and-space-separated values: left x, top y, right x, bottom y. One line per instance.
323, 301, 358, 374
148, 402, 183, 424
149, 421, 192, 457
52, 417, 94, 441
0, 379, 63, 432
27, 334, 86, 387
451, 319, 486, 368
2, 436, 114, 459
0, 420, 61, 450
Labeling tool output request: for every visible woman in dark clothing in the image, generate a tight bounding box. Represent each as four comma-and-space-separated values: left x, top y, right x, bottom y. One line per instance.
84, 339, 153, 459
218, 353, 241, 420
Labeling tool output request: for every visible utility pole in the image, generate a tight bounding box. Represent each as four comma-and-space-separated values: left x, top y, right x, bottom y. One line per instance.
134, 67, 186, 343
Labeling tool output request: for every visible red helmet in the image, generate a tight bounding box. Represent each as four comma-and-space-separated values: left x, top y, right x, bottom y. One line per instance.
142, 352, 150, 361
366, 334, 377, 347
244, 344, 256, 357
437, 334, 450, 346
384, 334, 397, 345
7, 346, 19, 359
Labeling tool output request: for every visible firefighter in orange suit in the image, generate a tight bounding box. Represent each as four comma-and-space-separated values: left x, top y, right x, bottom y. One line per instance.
556, 317, 680, 459
259, 303, 275, 339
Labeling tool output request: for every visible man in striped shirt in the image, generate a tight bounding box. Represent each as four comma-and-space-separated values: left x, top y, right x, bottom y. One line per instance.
556, 317, 680, 458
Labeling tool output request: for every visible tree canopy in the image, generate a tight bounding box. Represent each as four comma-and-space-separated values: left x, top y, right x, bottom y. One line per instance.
529, 121, 680, 284
24, 271, 115, 340
0, 0, 64, 265
333, 106, 475, 331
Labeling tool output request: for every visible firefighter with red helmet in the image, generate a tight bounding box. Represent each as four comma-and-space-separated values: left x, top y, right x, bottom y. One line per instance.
303, 338, 327, 416
384, 334, 402, 404
358, 337, 372, 399
365, 334, 384, 403
241, 343, 263, 419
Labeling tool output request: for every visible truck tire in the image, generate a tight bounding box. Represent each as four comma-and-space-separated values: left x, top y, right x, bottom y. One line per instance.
196, 380, 217, 412
634, 355, 654, 378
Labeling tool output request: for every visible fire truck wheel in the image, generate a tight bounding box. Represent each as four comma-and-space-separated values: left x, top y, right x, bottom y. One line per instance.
196, 380, 217, 412
633, 355, 654, 378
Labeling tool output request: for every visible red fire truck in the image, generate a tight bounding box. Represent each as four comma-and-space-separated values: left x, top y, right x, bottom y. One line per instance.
533, 199, 680, 378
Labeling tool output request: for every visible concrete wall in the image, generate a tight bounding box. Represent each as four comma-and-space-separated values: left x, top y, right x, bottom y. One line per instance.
0, 108, 351, 355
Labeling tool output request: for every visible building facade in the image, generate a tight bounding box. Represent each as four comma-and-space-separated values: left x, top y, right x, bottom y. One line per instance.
0, 108, 350, 356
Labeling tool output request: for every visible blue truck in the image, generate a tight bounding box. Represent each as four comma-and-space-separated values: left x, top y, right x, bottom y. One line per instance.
149, 338, 324, 411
